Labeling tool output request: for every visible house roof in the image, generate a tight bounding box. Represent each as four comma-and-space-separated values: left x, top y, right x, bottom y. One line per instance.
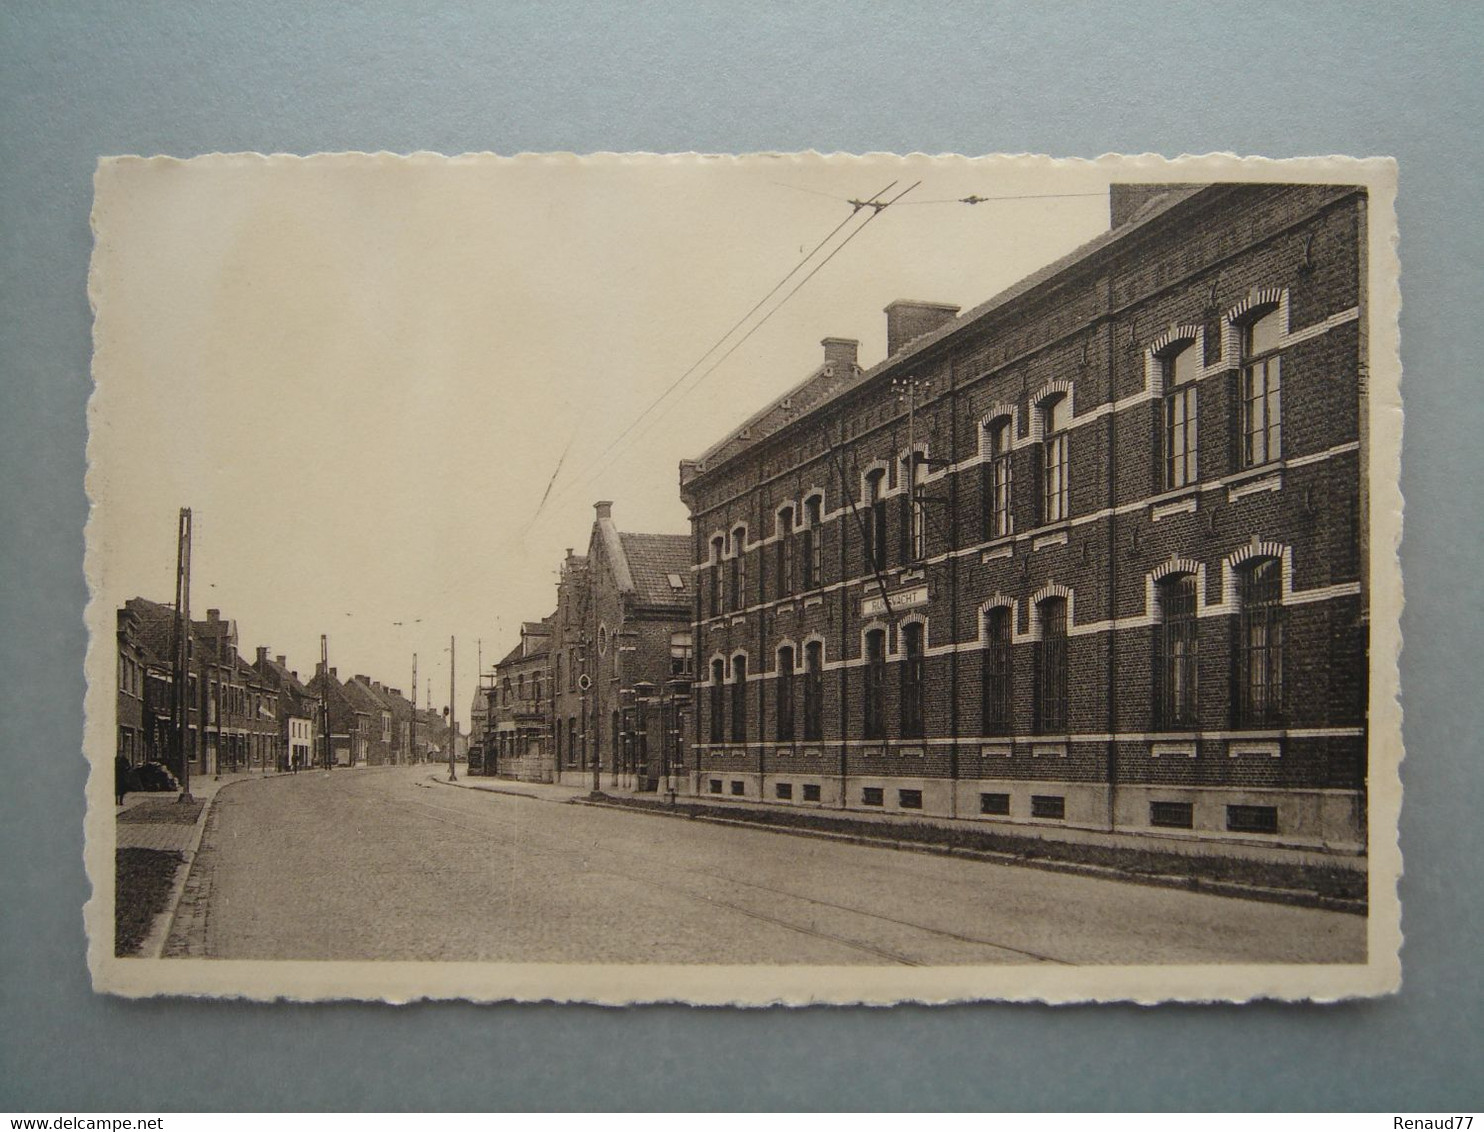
617, 532, 694, 608
689, 183, 1211, 474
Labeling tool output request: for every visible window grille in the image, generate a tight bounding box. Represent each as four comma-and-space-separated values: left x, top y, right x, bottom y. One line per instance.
802, 783, 822, 802
775, 782, 793, 800
862, 787, 885, 807
1237, 558, 1284, 727
900, 622, 925, 739
1031, 794, 1065, 819
1034, 598, 1068, 734
1156, 574, 1199, 729
980, 792, 1010, 816
898, 789, 923, 810
776, 646, 795, 742
863, 629, 887, 739
1150, 800, 1194, 829
1226, 804, 1278, 834
982, 607, 1013, 735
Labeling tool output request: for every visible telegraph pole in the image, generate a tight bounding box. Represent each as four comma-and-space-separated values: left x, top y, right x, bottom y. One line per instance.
170, 507, 193, 802
320, 634, 331, 769
410, 652, 418, 764
447, 636, 457, 782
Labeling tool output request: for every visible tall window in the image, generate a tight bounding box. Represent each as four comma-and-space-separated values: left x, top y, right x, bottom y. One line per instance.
776, 507, 795, 598
709, 535, 725, 618
709, 659, 725, 744
900, 622, 925, 739
1240, 308, 1283, 468
775, 646, 795, 742
984, 416, 1013, 538
567, 717, 577, 765
1162, 342, 1199, 489
729, 655, 748, 743
567, 648, 576, 691
862, 468, 888, 573
803, 641, 824, 741
1035, 597, 1068, 733
904, 452, 926, 562
802, 496, 822, 589
669, 631, 693, 678
1156, 574, 1198, 729
982, 607, 1013, 735
729, 528, 747, 612
863, 629, 886, 739
1040, 394, 1070, 524
1237, 558, 1284, 726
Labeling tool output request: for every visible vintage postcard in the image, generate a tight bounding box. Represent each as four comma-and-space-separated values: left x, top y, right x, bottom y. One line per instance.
85, 152, 1402, 1003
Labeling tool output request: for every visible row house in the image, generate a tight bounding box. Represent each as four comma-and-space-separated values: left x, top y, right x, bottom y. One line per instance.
678, 181, 1368, 851
306, 665, 372, 766
487, 619, 553, 781
549, 502, 695, 791
252, 648, 319, 770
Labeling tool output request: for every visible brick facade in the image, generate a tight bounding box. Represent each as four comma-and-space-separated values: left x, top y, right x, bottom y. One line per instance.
679, 182, 1368, 852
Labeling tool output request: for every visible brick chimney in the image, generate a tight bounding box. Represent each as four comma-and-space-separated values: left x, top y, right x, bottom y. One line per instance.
276, 655, 286, 666
256, 646, 268, 664
594, 500, 613, 521
884, 300, 960, 357
821, 337, 859, 374
206, 608, 220, 623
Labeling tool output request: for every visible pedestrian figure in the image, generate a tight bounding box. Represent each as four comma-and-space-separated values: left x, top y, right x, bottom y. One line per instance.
114, 754, 130, 806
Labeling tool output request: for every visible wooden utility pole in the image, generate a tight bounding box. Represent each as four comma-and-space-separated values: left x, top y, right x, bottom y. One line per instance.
320, 634, 331, 769
447, 636, 457, 781
410, 652, 418, 764
170, 507, 193, 801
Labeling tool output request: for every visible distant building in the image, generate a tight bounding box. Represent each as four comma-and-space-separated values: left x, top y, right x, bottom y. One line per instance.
678, 182, 1368, 851
252, 648, 318, 771
487, 618, 553, 781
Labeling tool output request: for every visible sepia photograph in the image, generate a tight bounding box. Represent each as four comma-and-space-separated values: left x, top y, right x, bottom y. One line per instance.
84, 151, 1401, 1004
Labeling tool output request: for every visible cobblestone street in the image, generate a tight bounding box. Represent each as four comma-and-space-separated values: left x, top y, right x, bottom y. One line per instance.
163, 766, 1367, 965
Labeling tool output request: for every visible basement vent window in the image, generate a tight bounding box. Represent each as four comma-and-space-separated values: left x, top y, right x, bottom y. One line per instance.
898, 789, 923, 809
862, 787, 885, 807
775, 782, 793, 800
730, 780, 745, 796
1226, 804, 1279, 834
980, 792, 1010, 815
1031, 795, 1066, 820
708, 779, 722, 794
802, 784, 821, 802
1149, 801, 1194, 829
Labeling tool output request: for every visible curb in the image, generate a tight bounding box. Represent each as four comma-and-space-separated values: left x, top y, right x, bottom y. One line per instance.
140, 772, 288, 959
570, 796, 1368, 917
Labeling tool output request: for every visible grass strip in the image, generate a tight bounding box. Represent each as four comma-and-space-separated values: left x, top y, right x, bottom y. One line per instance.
115, 847, 185, 956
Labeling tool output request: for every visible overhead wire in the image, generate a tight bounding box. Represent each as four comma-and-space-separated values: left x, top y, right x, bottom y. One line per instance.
542, 180, 922, 516
525, 180, 900, 528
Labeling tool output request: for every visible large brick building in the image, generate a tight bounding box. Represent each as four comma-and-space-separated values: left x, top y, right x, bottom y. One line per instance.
678, 182, 1368, 851
486, 618, 553, 781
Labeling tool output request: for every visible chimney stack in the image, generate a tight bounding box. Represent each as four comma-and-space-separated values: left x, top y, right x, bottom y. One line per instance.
821, 337, 859, 373
206, 608, 220, 623
595, 500, 613, 521
884, 300, 960, 357
276, 655, 286, 666
256, 646, 268, 664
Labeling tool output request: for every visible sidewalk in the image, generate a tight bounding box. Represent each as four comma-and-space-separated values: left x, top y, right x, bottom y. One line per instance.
427, 771, 591, 805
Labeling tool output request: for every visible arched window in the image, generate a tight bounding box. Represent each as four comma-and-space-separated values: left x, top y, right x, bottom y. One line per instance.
729, 655, 748, 743
1034, 597, 1068, 733
709, 535, 725, 618
1039, 394, 1070, 524
903, 451, 927, 562
863, 468, 888, 572
982, 607, 1013, 735
1237, 557, 1284, 726
803, 641, 824, 741
1155, 574, 1199, 728
775, 645, 795, 742
729, 527, 747, 612
776, 506, 795, 598
863, 629, 887, 739
802, 495, 823, 589
1240, 307, 1283, 468
984, 416, 1014, 538
709, 658, 725, 744
900, 622, 925, 739
1162, 341, 1199, 489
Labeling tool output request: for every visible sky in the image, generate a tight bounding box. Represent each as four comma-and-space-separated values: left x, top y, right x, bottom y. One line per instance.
88, 153, 1118, 726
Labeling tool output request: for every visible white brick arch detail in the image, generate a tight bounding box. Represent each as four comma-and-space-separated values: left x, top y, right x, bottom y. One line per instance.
1028, 380, 1075, 440
1148, 323, 1205, 357
1145, 557, 1208, 620
728, 649, 750, 681
1227, 286, 1287, 326
977, 403, 1021, 454
1220, 539, 1294, 612
858, 458, 891, 499
976, 595, 1020, 645
1028, 582, 1075, 639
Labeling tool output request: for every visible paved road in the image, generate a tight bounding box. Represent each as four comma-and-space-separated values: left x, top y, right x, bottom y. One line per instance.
173, 766, 1366, 965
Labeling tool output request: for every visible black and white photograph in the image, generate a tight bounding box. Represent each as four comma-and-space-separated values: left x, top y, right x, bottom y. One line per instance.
84, 152, 1401, 1003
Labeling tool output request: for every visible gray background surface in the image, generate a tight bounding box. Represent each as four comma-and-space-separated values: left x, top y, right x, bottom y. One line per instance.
2, 1, 1480, 1112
